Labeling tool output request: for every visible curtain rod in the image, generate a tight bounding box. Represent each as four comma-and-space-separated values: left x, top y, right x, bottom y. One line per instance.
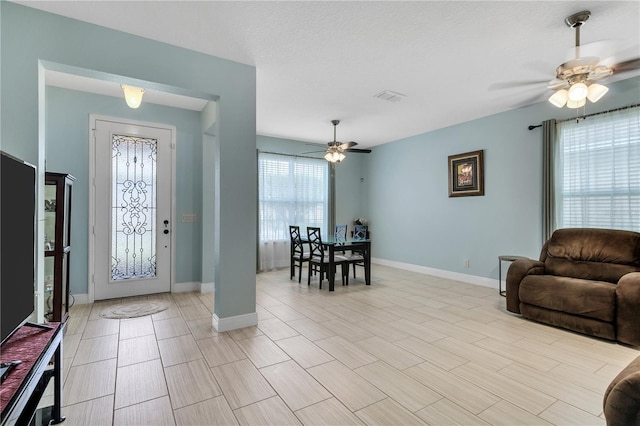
528, 103, 640, 130
257, 150, 324, 160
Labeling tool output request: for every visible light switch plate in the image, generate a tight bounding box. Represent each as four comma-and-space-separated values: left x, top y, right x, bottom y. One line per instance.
181, 214, 197, 223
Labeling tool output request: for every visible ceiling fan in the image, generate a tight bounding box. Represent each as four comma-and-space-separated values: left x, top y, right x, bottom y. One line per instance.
493, 10, 640, 109
307, 120, 371, 163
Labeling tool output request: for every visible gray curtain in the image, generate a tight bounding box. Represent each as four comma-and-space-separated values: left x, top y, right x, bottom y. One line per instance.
328, 162, 336, 235
541, 119, 557, 244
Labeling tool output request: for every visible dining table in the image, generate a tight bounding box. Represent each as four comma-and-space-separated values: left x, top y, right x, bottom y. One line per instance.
322, 236, 371, 291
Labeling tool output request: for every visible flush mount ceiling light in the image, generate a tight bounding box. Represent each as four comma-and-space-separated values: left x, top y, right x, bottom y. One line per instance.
121, 84, 145, 109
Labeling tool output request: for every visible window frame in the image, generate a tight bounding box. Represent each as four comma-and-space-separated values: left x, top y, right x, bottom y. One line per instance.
257, 152, 330, 243
553, 105, 640, 233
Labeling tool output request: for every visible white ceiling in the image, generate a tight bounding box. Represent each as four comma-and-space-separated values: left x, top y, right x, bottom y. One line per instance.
16, 1, 640, 147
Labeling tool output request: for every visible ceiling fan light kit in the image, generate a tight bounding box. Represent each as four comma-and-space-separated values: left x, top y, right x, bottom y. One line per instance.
324, 151, 346, 163
548, 89, 569, 108
587, 83, 609, 103
566, 98, 586, 109
567, 82, 588, 102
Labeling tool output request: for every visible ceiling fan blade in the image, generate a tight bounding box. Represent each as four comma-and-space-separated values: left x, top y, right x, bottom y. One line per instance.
488, 79, 551, 91
562, 40, 613, 62
547, 78, 568, 90
510, 92, 549, 109
612, 57, 640, 73
345, 148, 372, 153
339, 141, 358, 150
301, 150, 326, 155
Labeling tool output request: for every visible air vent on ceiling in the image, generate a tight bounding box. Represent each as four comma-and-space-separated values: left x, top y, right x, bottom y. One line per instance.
374, 90, 406, 102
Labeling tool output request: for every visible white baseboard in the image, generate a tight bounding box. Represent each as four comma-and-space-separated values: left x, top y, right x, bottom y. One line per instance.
212, 311, 258, 332
200, 282, 215, 293
172, 281, 200, 293
72, 281, 211, 305
175, 281, 215, 293
70, 293, 90, 305
371, 257, 498, 289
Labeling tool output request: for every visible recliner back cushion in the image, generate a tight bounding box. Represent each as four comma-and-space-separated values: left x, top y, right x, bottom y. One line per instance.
544, 228, 640, 283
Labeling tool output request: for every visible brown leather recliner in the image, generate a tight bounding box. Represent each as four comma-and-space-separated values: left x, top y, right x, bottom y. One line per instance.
506, 228, 640, 346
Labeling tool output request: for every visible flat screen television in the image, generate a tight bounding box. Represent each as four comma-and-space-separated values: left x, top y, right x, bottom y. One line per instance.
1, 151, 37, 345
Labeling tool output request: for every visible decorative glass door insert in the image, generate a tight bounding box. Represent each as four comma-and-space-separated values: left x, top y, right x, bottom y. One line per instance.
111, 134, 158, 280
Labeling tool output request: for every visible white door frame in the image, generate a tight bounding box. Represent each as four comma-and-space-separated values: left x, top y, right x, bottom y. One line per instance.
88, 114, 177, 303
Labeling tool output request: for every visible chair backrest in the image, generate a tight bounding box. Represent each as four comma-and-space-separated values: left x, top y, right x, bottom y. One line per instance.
307, 226, 324, 258
541, 228, 640, 283
354, 224, 368, 239
289, 225, 304, 256
335, 224, 347, 242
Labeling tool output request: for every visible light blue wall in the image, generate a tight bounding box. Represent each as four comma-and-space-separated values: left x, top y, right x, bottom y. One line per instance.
367, 76, 640, 281
45, 86, 203, 295
335, 153, 368, 229
2, 2, 256, 323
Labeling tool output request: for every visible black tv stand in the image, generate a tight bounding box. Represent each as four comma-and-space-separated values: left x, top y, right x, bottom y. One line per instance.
0, 324, 55, 385
0, 323, 65, 425
24, 322, 54, 331
0, 360, 22, 383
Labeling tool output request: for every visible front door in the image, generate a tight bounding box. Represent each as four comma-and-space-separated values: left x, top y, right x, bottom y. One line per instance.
93, 118, 173, 300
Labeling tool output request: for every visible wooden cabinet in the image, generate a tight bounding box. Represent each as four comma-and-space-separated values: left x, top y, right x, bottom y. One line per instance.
44, 173, 74, 323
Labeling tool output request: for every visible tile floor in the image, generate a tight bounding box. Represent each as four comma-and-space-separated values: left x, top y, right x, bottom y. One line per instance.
50, 264, 639, 425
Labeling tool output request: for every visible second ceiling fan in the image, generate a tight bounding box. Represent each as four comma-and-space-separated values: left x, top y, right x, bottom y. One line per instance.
318, 120, 371, 163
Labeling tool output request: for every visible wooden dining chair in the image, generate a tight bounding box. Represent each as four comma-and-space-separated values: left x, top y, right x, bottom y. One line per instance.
289, 225, 310, 283
307, 226, 348, 289
334, 223, 349, 260
334, 224, 347, 242
349, 224, 368, 279
353, 225, 368, 240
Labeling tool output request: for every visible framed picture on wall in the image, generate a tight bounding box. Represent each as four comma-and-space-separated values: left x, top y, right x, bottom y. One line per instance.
448, 150, 484, 197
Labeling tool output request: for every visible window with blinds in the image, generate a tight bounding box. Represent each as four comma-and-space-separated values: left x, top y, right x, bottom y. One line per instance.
258, 152, 329, 242
555, 106, 640, 232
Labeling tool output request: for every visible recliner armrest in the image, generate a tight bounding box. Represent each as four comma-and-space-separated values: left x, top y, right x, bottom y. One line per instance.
615, 272, 640, 346
604, 355, 640, 425
505, 259, 545, 313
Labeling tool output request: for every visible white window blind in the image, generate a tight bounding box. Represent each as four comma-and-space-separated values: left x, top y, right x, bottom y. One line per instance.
258, 152, 328, 271
555, 106, 640, 232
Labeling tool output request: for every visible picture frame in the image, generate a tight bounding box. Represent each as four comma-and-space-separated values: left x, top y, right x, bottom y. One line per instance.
448, 150, 484, 197
44, 199, 56, 212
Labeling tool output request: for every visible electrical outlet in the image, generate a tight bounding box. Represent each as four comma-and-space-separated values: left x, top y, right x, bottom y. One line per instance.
464, 259, 470, 268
